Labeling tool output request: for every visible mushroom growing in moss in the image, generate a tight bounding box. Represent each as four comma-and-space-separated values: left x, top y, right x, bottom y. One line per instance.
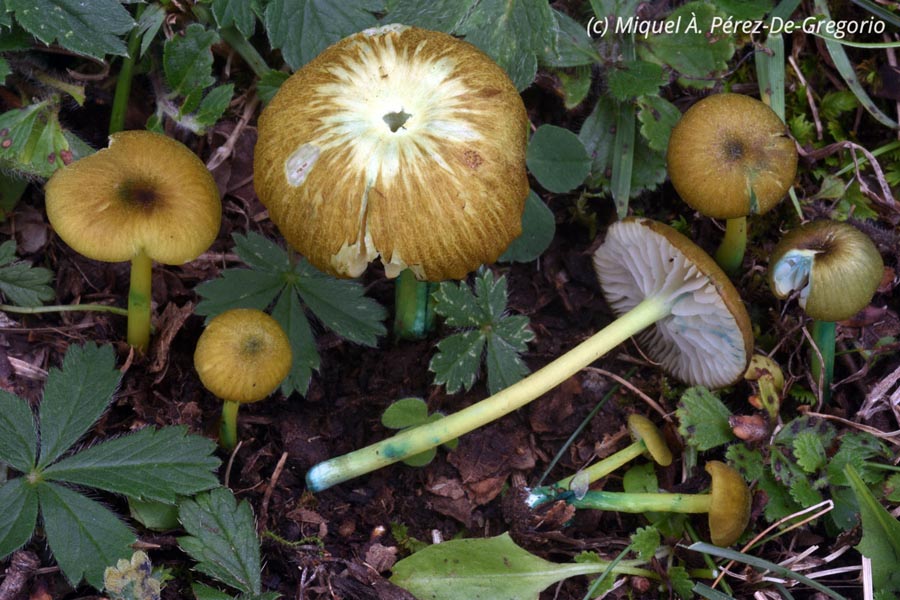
45, 130, 221, 352
194, 308, 292, 450
667, 93, 797, 274
306, 218, 753, 491
769, 220, 883, 403
253, 24, 529, 337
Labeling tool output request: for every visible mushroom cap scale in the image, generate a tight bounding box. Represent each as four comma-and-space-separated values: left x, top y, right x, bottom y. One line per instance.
769, 220, 883, 322
254, 24, 529, 282
667, 93, 797, 220
45, 131, 221, 265
194, 309, 293, 404
705, 460, 751, 547
593, 218, 753, 388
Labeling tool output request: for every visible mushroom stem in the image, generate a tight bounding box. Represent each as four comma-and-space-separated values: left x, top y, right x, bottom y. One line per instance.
393, 268, 436, 340
714, 216, 747, 275
810, 319, 836, 404
126, 250, 153, 352
109, 3, 144, 134
569, 489, 712, 514
306, 295, 673, 492
219, 400, 240, 451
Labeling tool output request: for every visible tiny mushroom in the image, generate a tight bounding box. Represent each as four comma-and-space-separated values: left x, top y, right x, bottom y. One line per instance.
527, 414, 673, 507
194, 308, 292, 451
667, 93, 798, 273
44, 130, 221, 352
306, 218, 753, 491
568, 461, 752, 547
769, 220, 883, 403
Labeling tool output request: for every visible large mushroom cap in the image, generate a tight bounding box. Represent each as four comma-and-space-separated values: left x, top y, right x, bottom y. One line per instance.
705, 460, 751, 546
593, 218, 753, 388
254, 24, 529, 282
667, 93, 797, 219
194, 309, 293, 404
769, 220, 883, 322
45, 130, 221, 265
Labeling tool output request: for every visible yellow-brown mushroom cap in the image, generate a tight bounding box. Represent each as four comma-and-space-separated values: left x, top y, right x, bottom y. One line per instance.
194, 309, 293, 404
253, 24, 529, 282
45, 130, 221, 265
705, 460, 751, 546
627, 414, 672, 466
667, 93, 797, 219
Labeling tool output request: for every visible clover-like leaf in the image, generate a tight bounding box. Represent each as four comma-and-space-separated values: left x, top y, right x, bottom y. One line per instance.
527, 125, 592, 194
675, 387, 734, 451
499, 190, 556, 264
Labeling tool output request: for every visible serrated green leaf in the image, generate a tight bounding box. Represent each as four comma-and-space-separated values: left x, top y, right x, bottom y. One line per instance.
675, 387, 733, 451
234, 232, 292, 273
38, 343, 121, 469
474, 268, 508, 322
432, 280, 480, 328
195, 267, 285, 317
383, 0, 473, 32
430, 330, 486, 394
271, 289, 319, 397
178, 487, 264, 596
0, 102, 75, 178
846, 464, 900, 592
885, 473, 900, 502
264, 0, 380, 70
499, 190, 555, 264
725, 444, 764, 482
485, 320, 533, 395
191, 582, 235, 600
606, 60, 666, 101
163, 23, 219, 96
43, 426, 220, 502
382, 398, 430, 429
137, 3, 165, 58
0, 478, 38, 559
827, 432, 889, 487
526, 124, 591, 194
212, 0, 256, 37
630, 526, 660, 562
8, 0, 134, 59
669, 565, 695, 599
39, 481, 136, 588
793, 431, 827, 474
757, 469, 799, 522
0, 389, 37, 472
195, 84, 235, 131
0, 240, 54, 307
789, 476, 823, 508
637, 95, 680, 153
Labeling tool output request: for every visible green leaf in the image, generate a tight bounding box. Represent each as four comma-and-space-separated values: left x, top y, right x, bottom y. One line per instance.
234, 231, 292, 273
195, 268, 285, 316
630, 526, 660, 562
0, 57, 10, 84
725, 444, 764, 482
485, 316, 533, 394
257, 69, 290, 105
191, 582, 235, 600
788, 476, 823, 508
163, 23, 219, 97
264, 0, 381, 70
178, 487, 264, 596
499, 190, 555, 264
431, 280, 480, 328
757, 469, 800, 522
675, 386, 733, 451
0, 240, 54, 307
383, 0, 473, 32
0, 389, 37, 472
8, 0, 134, 59
212, 0, 257, 37
669, 565, 695, 599
381, 398, 430, 429
526, 124, 591, 194
430, 330, 486, 394
390, 532, 605, 599
38, 343, 121, 469
43, 426, 220, 502
538, 8, 598, 68
39, 481, 136, 588
793, 431, 827, 474
885, 473, 900, 502
0, 102, 81, 178
637, 95, 681, 153
0, 478, 39, 559
194, 84, 235, 132
844, 465, 900, 592
606, 60, 666, 101
271, 289, 319, 397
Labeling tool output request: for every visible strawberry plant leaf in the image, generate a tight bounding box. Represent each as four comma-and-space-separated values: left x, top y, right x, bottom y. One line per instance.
0, 240, 54, 307
793, 431, 827, 474
0, 478, 38, 559
38, 481, 136, 588
606, 60, 666, 101
383, 0, 473, 32
211, 0, 257, 37
845, 464, 900, 593
676, 387, 734, 451
430, 330, 486, 394
485, 317, 533, 393
527, 124, 591, 194
195, 84, 235, 131
163, 23, 218, 96
637, 95, 681, 153
0, 389, 37, 472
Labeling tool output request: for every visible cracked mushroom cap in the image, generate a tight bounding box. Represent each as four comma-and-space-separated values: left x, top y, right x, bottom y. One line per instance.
627, 414, 672, 466
593, 218, 753, 388
45, 130, 221, 264
667, 93, 797, 219
705, 460, 751, 547
253, 24, 529, 282
194, 309, 292, 404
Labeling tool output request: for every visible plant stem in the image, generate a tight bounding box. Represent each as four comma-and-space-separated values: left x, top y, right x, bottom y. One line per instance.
109, 4, 145, 134
306, 295, 672, 491
714, 217, 747, 275
0, 303, 128, 316
127, 250, 153, 352
217, 26, 272, 79
810, 319, 836, 404
393, 268, 436, 339
219, 400, 240, 451
570, 489, 711, 514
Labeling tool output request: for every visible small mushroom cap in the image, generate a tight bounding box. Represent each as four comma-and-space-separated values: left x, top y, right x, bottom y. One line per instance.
45, 130, 221, 264
254, 24, 529, 282
626, 414, 672, 466
705, 460, 751, 546
769, 220, 883, 322
194, 309, 293, 404
667, 93, 797, 219
593, 218, 753, 388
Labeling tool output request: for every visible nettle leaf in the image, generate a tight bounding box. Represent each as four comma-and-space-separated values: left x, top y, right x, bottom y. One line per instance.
637, 95, 681, 153
430, 270, 533, 395
8, 0, 134, 60
606, 60, 666, 101
211, 0, 257, 37
675, 387, 733, 451
0, 478, 39, 559
264, 0, 381, 70
38, 481, 136, 588
42, 426, 220, 502
527, 124, 591, 194
793, 431, 827, 474
846, 464, 900, 593
163, 23, 219, 97
0, 240, 54, 307
38, 343, 121, 469
0, 389, 37, 472
499, 190, 555, 264
178, 487, 265, 597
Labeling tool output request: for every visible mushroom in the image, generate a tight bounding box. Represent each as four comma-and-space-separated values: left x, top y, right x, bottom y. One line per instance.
527, 414, 672, 507
194, 308, 292, 450
567, 461, 751, 546
44, 130, 221, 352
667, 93, 797, 273
306, 218, 753, 491
253, 24, 529, 337
769, 220, 883, 403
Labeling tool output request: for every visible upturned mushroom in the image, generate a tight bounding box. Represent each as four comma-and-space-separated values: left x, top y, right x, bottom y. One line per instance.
567, 461, 751, 546
306, 218, 753, 491
667, 93, 797, 274
44, 130, 221, 351
769, 220, 883, 403
194, 308, 292, 450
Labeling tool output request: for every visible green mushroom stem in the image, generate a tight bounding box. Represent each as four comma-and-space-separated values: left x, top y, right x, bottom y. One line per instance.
569, 489, 712, 514
126, 250, 153, 352
714, 216, 748, 275
393, 268, 437, 339
219, 400, 241, 452
809, 319, 836, 405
